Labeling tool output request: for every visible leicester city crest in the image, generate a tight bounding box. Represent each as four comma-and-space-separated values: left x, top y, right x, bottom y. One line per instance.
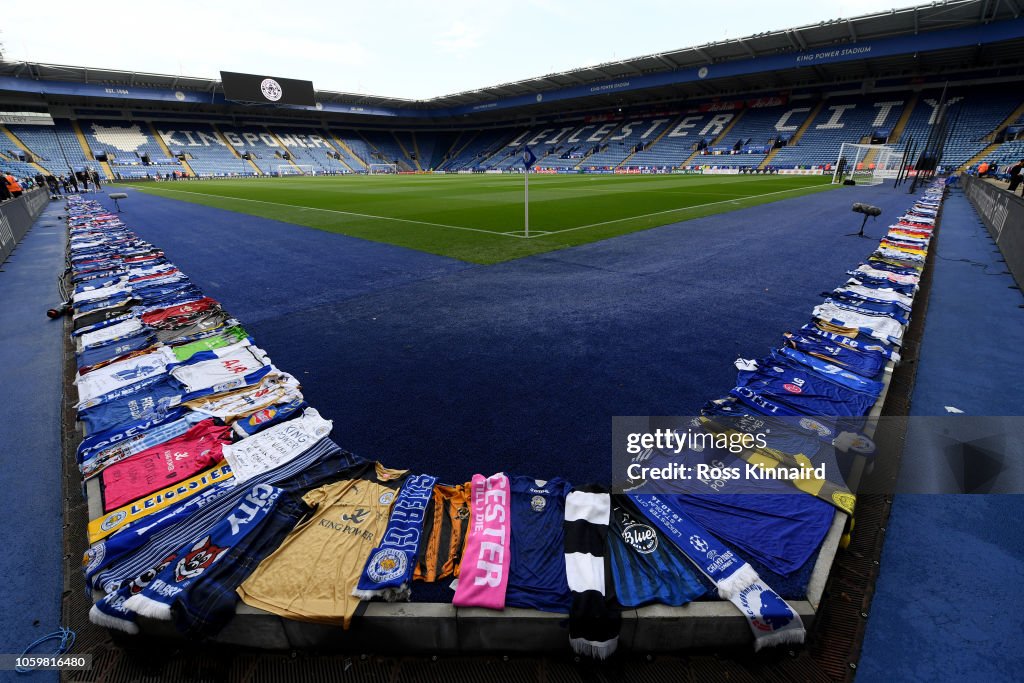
100, 510, 128, 532
366, 548, 408, 583
261, 78, 283, 102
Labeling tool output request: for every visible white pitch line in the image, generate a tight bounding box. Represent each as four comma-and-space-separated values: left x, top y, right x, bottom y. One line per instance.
130, 186, 527, 239
531, 184, 828, 238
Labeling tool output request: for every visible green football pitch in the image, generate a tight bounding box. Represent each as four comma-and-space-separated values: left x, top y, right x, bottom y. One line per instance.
126, 173, 835, 264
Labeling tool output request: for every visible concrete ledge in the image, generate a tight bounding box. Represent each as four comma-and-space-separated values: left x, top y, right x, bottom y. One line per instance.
457, 607, 567, 652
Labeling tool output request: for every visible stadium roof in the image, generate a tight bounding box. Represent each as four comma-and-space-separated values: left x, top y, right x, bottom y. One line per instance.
1, 0, 1022, 120
430, 0, 1023, 106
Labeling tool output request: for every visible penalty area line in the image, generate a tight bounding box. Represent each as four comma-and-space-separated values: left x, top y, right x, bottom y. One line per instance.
531, 184, 828, 237
129, 186, 527, 239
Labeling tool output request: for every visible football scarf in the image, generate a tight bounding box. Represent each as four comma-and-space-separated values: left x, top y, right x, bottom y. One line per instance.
88, 463, 234, 543
81, 412, 207, 478
628, 494, 806, 651
354, 474, 437, 601
231, 399, 307, 438
84, 481, 239, 588
452, 473, 511, 610
123, 483, 284, 620
77, 407, 188, 465
564, 486, 619, 660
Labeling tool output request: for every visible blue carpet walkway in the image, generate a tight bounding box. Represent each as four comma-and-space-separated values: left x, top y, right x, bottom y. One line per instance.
857, 188, 1024, 682
101, 183, 911, 489
91, 183, 913, 602
0, 201, 66, 682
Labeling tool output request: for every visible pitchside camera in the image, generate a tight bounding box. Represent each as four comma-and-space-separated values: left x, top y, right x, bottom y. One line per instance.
848, 202, 882, 238
109, 192, 128, 212
852, 203, 882, 217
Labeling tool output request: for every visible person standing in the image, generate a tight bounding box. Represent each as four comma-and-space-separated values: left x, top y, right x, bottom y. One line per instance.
91, 168, 102, 190
5, 172, 23, 198
1007, 159, 1024, 193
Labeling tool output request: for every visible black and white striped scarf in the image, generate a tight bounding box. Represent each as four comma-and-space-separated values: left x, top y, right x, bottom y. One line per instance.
564, 485, 620, 659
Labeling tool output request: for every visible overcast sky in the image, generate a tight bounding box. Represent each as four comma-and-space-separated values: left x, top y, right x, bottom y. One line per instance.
3, 0, 914, 99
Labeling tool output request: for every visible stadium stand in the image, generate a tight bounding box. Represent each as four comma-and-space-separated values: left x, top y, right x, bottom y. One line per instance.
771, 96, 908, 168
267, 127, 350, 174
156, 123, 258, 177
8, 120, 96, 175
80, 119, 183, 179
580, 118, 674, 169
436, 128, 517, 171
356, 130, 416, 171
0, 90, 1021, 179
688, 104, 811, 169
319, 130, 368, 171
898, 88, 1024, 169
626, 113, 733, 168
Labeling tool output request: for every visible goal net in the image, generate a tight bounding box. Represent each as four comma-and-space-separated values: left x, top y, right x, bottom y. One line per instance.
832, 143, 898, 186
368, 163, 398, 175
276, 165, 316, 176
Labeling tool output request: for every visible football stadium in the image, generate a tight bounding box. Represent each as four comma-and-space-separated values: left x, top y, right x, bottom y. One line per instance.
0, 0, 1022, 680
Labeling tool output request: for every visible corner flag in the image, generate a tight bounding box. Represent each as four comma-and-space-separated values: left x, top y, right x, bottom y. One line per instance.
522, 146, 537, 169
521, 147, 536, 237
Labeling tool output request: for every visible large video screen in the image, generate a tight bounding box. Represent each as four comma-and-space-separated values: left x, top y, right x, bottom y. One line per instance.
220, 71, 316, 106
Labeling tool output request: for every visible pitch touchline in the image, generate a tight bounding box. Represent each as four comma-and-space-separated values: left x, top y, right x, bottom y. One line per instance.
534, 185, 827, 237
131, 186, 527, 239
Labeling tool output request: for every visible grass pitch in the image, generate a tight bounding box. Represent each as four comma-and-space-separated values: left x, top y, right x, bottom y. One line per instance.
127, 173, 834, 264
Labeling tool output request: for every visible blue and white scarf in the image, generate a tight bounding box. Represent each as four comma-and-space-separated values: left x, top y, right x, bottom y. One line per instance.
629, 494, 805, 650
353, 474, 437, 601
122, 484, 284, 620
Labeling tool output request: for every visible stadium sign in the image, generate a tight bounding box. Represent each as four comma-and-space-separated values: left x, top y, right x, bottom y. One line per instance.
777, 169, 826, 175
220, 72, 316, 107
0, 111, 54, 125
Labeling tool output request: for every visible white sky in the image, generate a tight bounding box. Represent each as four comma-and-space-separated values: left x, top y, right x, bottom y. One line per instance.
3, 0, 912, 100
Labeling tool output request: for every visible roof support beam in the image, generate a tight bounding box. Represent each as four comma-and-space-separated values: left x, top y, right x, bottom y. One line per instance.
654, 54, 677, 70
847, 19, 857, 41
735, 38, 757, 58
692, 46, 714, 63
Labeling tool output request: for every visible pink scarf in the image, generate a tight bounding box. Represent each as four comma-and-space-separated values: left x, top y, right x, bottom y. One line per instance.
452, 473, 510, 610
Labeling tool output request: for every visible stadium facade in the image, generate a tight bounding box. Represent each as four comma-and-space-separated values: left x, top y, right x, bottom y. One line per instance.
0, 0, 1023, 181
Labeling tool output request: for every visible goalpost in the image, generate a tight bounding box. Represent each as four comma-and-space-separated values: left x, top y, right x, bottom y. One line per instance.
276, 165, 316, 176
832, 143, 899, 186
368, 163, 398, 175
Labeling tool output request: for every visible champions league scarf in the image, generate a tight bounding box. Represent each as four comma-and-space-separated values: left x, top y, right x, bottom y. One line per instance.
453, 473, 511, 610
564, 487, 619, 660
353, 474, 437, 601
122, 484, 284, 620
628, 494, 805, 651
